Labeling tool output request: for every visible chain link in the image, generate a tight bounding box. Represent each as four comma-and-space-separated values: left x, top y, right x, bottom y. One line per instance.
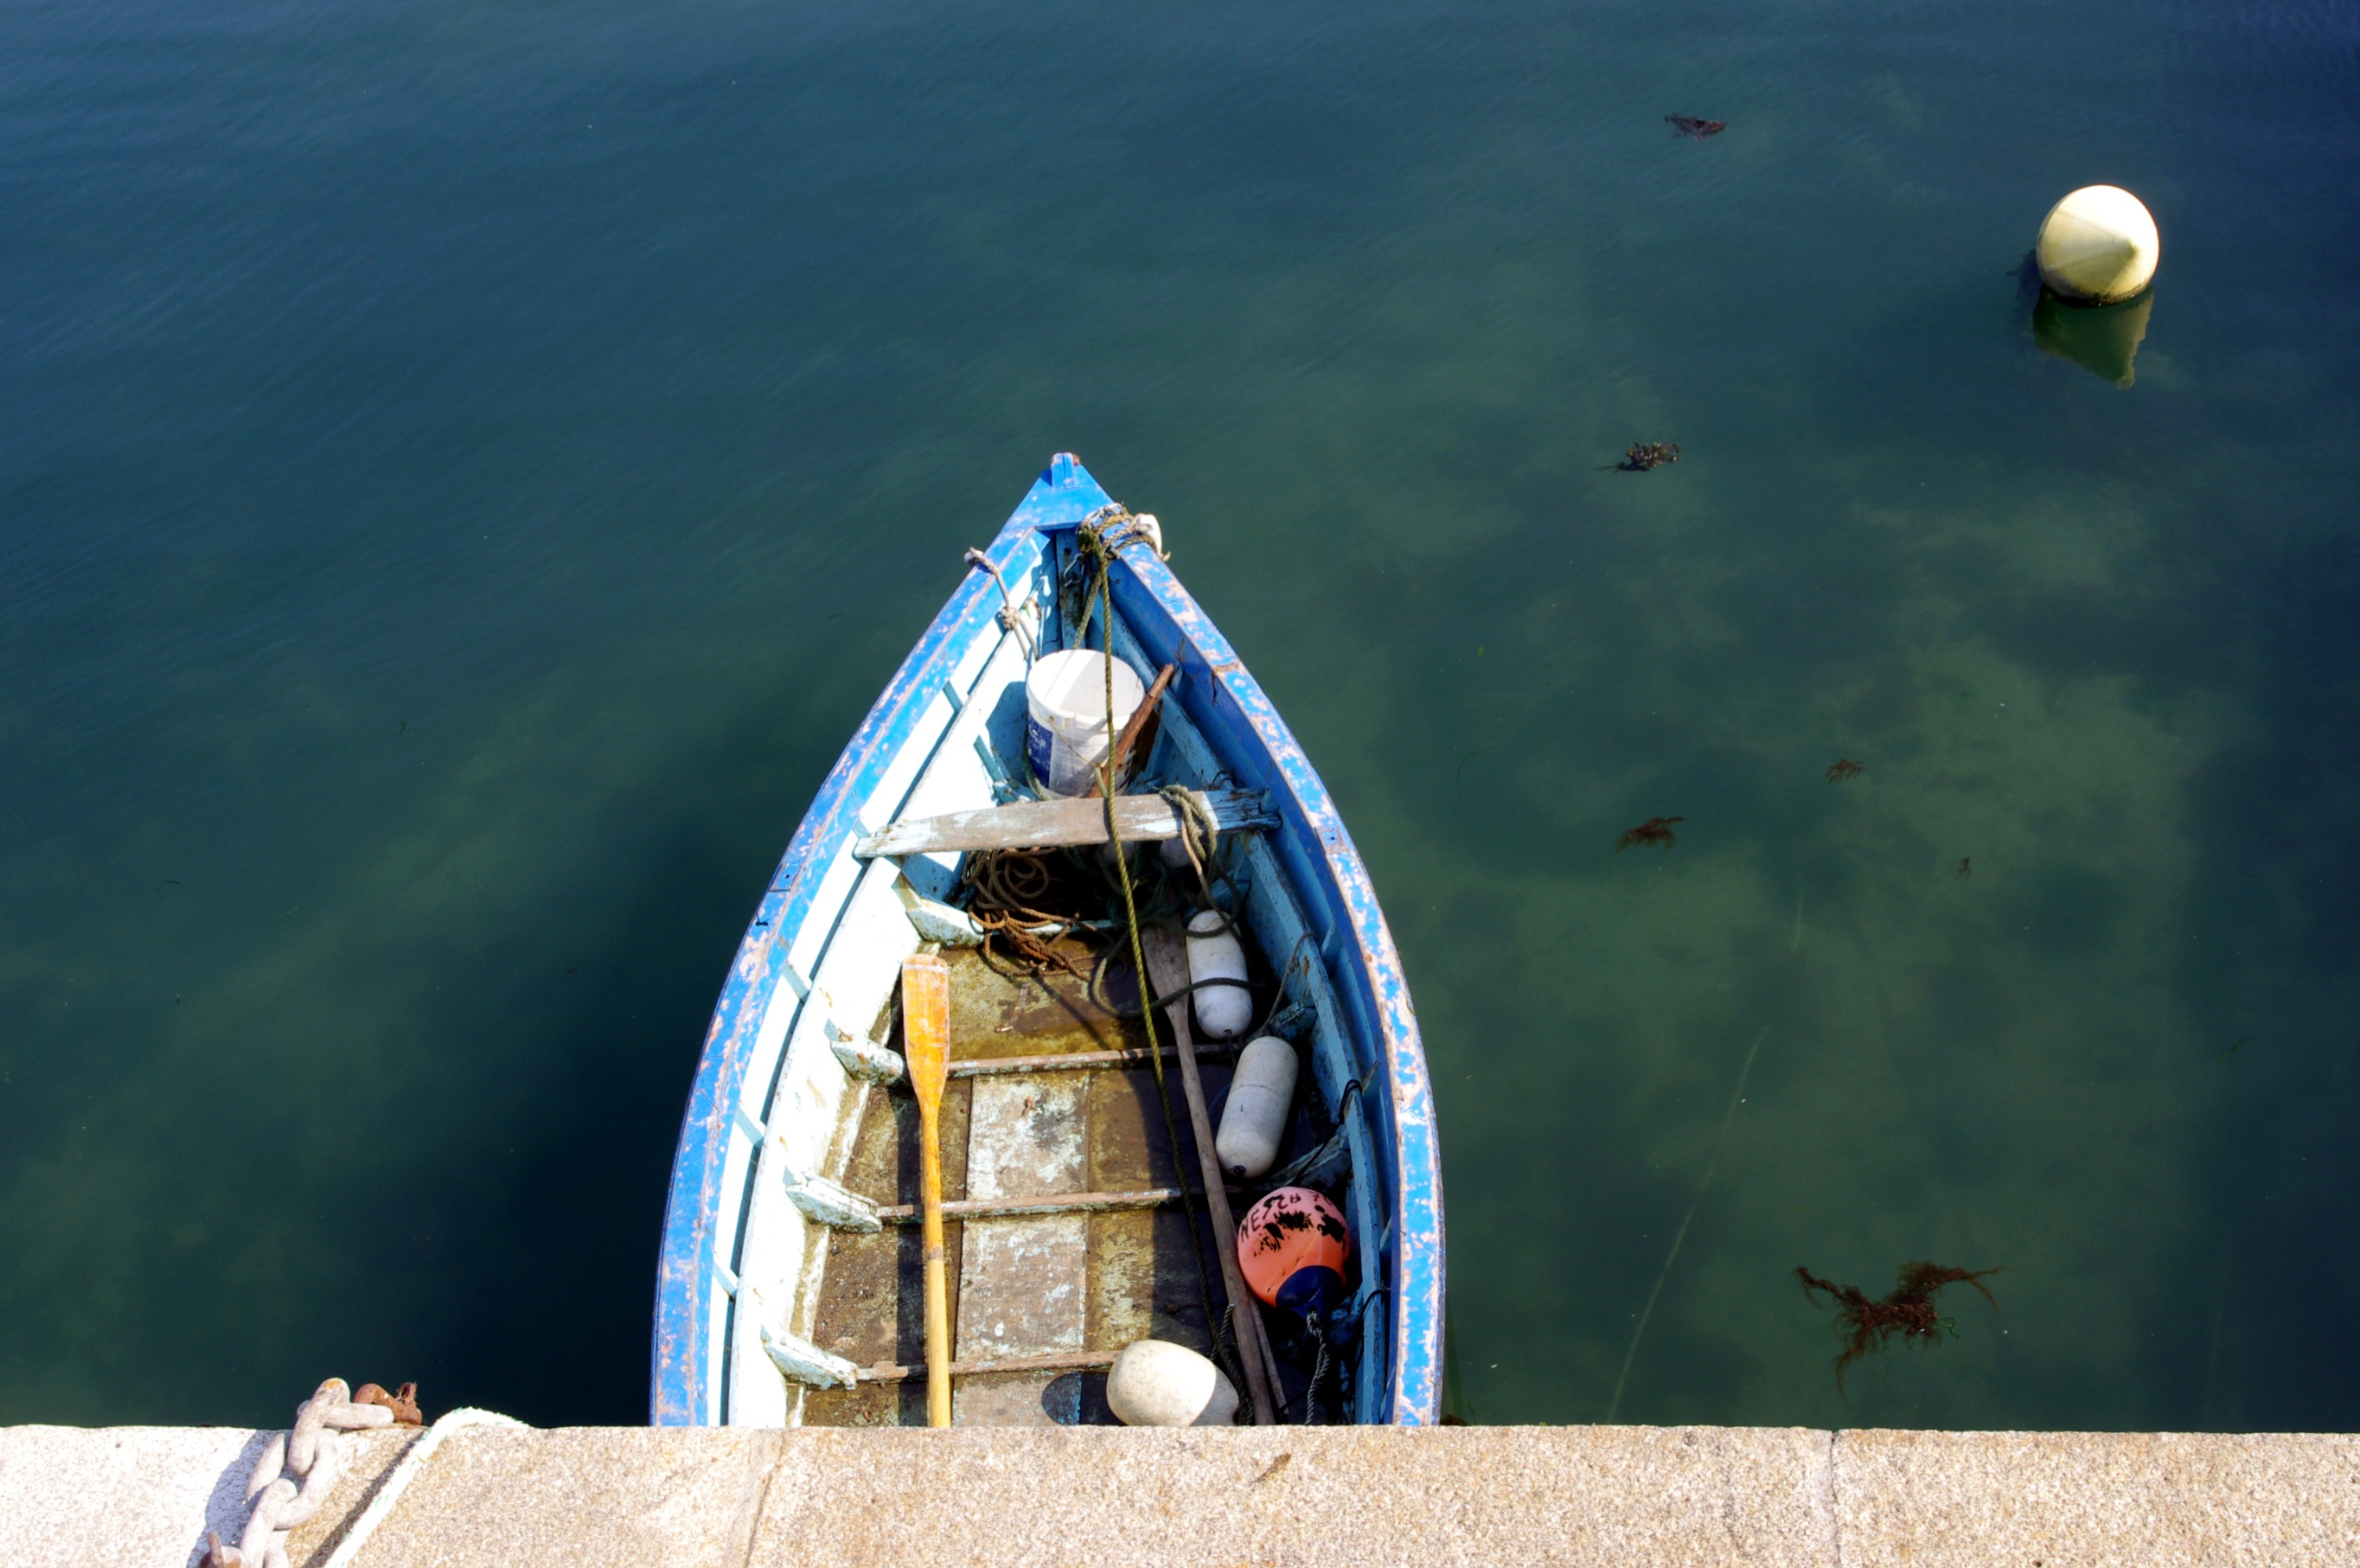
206, 1378, 418, 1568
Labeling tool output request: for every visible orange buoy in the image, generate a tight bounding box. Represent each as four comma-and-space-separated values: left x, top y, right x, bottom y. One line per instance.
1238, 1187, 1350, 1316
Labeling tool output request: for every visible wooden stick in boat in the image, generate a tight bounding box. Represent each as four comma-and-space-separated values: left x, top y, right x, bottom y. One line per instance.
1085, 662, 1175, 798
899, 952, 955, 1429
857, 1349, 1117, 1384
873, 1187, 1186, 1224
870, 1182, 1250, 1224
947, 1040, 1243, 1077
1144, 926, 1279, 1426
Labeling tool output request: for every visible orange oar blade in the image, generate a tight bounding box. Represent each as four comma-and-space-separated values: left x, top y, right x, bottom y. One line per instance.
900, 953, 950, 1103
901, 950, 956, 1430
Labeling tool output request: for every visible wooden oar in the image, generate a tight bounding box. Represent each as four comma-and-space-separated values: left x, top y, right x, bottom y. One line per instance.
900, 951, 955, 1428
1143, 926, 1279, 1425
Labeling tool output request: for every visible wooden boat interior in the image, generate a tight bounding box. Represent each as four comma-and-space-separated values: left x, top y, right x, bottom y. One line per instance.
660, 459, 1434, 1430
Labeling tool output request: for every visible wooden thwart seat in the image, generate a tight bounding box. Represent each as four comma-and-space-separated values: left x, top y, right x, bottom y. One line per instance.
853, 789, 1276, 859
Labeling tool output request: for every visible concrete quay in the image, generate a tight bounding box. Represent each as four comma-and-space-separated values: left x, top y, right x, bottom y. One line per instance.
3, 1421, 2354, 1567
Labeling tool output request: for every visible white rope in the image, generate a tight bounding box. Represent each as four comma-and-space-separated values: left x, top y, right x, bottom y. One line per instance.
963, 547, 1039, 661
318, 1406, 529, 1568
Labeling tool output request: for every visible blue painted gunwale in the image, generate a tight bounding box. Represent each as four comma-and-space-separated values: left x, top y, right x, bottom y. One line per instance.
653, 453, 1444, 1426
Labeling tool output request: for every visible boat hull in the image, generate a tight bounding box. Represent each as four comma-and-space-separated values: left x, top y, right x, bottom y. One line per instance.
653, 454, 1442, 1425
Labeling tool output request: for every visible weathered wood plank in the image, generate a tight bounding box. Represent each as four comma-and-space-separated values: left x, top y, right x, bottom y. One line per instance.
853, 789, 1275, 859
966, 1075, 1086, 1200
956, 1215, 1086, 1357
953, 1372, 1080, 1425
954, 1077, 1090, 1405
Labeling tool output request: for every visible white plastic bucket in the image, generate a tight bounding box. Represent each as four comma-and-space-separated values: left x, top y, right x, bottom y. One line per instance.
1025, 650, 1146, 797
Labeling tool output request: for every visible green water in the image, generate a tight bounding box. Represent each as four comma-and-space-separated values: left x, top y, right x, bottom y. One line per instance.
5, 0, 2357, 1430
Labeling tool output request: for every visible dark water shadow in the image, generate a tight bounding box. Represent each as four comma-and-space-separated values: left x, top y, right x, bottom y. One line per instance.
2163, 529, 2360, 1429
2032, 286, 2155, 388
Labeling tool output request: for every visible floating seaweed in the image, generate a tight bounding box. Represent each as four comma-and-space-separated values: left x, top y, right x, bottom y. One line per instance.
1795, 1261, 2004, 1392
1615, 441, 1681, 471
1615, 816, 1684, 852
1825, 758, 1864, 784
1666, 115, 1727, 139
1956, 856, 1972, 879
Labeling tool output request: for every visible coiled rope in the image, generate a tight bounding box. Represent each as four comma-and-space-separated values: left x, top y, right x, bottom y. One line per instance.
963, 848, 1097, 983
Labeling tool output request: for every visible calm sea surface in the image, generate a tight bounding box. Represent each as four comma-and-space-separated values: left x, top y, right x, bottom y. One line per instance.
6, 0, 2358, 1430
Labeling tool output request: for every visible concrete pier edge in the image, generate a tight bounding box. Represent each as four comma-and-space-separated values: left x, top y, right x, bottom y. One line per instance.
3, 1422, 2353, 1566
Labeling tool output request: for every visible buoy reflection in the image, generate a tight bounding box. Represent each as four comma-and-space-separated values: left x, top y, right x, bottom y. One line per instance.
2033, 286, 2154, 388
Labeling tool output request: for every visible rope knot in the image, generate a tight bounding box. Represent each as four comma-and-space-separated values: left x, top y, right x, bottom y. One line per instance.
1157, 784, 1220, 878
1078, 503, 1161, 565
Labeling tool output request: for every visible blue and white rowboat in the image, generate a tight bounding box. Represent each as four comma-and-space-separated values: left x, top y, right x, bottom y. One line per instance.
652, 454, 1443, 1426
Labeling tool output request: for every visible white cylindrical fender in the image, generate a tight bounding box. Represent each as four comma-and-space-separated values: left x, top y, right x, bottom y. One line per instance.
1215, 1036, 1299, 1179
1106, 1339, 1238, 1427
1186, 909, 1252, 1040
2036, 185, 2159, 304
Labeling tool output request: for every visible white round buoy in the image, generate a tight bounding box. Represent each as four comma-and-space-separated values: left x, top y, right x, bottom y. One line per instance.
2036, 185, 2159, 304
1106, 1339, 1239, 1426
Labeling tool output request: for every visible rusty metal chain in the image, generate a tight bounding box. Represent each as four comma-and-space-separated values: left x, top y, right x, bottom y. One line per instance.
206, 1377, 419, 1568
207, 1375, 528, 1567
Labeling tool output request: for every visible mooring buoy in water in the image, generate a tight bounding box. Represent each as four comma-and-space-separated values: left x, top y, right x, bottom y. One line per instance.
1107, 1339, 1239, 1426
2036, 185, 2159, 304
